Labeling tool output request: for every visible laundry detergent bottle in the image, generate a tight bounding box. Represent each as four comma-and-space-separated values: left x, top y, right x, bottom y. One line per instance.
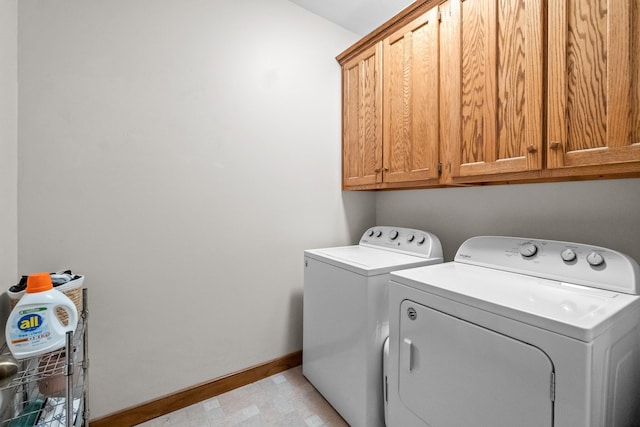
5, 272, 78, 359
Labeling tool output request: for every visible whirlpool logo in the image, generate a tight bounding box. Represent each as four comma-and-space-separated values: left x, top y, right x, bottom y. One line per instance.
17, 314, 43, 331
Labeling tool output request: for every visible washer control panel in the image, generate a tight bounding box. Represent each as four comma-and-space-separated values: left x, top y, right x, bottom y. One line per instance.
455, 236, 640, 294
360, 226, 443, 260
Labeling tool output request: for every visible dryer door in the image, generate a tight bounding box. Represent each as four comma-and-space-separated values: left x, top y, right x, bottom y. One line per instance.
398, 300, 554, 427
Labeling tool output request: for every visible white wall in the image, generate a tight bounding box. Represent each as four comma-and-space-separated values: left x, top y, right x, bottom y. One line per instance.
18, 0, 374, 418
0, 0, 18, 292
377, 179, 640, 262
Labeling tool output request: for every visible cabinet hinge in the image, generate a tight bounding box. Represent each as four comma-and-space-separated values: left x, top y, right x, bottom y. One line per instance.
437, 162, 443, 174
550, 372, 556, 402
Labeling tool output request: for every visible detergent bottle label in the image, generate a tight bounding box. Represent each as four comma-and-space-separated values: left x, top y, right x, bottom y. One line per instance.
8, 307, 53, 349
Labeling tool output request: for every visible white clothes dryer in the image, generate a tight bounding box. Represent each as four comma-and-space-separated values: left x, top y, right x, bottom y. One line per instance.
385, 236, 640, 427
303, 226, 443, 427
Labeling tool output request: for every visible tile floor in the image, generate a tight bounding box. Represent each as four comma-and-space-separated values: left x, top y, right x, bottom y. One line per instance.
135, 366, 348, 427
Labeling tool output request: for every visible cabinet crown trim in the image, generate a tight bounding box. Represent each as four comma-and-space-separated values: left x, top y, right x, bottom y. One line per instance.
336, 0, 440, 65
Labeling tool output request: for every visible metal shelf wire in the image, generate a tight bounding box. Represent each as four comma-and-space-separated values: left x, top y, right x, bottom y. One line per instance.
0, 289, 88, 427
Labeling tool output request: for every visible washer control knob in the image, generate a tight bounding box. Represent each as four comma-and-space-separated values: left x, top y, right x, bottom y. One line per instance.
407, 234, 415, 243
519, 242, 538, 258
375, 230, 382, 238
367, 230, 375, 237
560, 248, 577, 262
587, 252, 605, 267
390, 230, 399, 240
417, 236, 426, 245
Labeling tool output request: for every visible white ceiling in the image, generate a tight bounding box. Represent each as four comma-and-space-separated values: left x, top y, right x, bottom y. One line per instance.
288, 0, 415, 36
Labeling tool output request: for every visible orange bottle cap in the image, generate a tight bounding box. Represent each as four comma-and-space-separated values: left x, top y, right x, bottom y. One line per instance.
26, 272, 53, 293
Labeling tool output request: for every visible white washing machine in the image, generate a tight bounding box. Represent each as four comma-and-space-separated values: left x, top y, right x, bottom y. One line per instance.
385, 236, 640, 427
303, 226, 443, 427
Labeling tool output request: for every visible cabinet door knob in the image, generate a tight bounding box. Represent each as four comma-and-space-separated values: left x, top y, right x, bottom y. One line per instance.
527, 144, 537, 153
374, 168, 381, 173
549, 141, 561, 150
383, 167, 389, 171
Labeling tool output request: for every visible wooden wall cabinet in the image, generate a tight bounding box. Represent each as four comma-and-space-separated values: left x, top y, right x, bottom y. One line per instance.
546, 0, 640, 177
441, 0, 544, 184
340, 7, 441, 190
383, 7, 441, 185
338, 0, 640, 190
342, 43, 383, 188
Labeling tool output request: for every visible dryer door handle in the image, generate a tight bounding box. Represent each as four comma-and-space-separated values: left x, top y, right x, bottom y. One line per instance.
403, 338, 414, 371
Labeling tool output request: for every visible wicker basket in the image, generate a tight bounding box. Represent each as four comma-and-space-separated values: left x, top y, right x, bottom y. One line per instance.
8, 275, 84, 326
38, 347, 79, 397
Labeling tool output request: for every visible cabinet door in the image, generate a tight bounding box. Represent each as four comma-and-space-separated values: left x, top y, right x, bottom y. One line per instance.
547, 0, 640, 171
443, 0, 543, 181
342, 43, 383, 188
382, 8, 440, 184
